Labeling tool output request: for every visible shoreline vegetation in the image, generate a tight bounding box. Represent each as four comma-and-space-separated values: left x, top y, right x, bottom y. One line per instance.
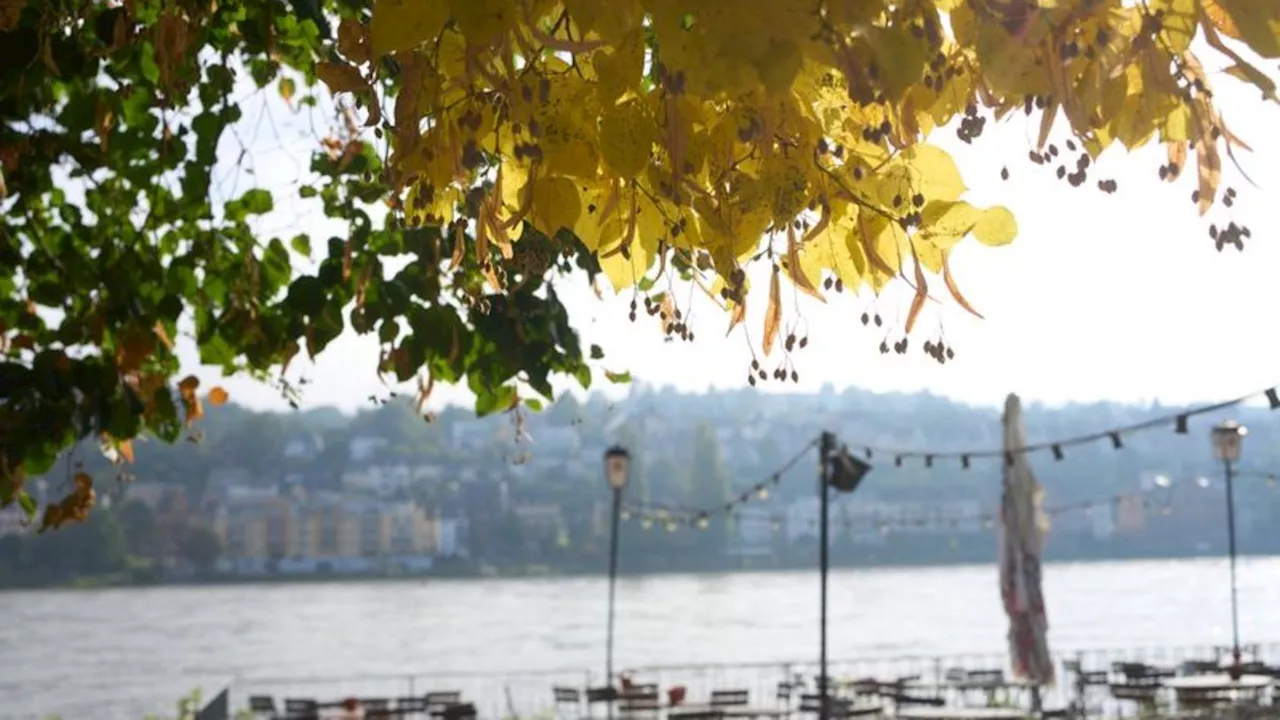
5, 546, 1274, 593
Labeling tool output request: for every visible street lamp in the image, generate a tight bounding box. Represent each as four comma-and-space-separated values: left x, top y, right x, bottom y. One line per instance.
603, 445, 631, 717
817, 434, 871, 720
1210, 420, 1247, 679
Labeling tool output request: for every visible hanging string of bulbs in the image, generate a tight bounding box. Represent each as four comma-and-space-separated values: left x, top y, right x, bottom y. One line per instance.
615, 383, 1280, 534
621, 475, 1274, 534
846, 385, 1280, 470
622, 437, 819, 527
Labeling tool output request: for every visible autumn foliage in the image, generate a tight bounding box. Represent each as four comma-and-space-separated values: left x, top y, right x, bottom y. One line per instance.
1, 0, 1278, 528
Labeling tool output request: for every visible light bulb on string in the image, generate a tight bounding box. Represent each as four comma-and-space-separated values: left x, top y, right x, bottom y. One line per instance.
621, 510, 632, 521
696, 513, 710, 529
1268, 475, 1277, 488
755, 485, 769, 500
664, 520, 678, 533
641, 518, 653, 530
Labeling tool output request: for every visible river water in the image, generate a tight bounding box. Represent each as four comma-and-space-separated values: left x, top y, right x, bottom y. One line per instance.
2, 557, 1279, 719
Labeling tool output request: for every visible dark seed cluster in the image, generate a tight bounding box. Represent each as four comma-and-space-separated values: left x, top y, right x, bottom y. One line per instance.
922, 339, 956, 365
956, 102, 986, 144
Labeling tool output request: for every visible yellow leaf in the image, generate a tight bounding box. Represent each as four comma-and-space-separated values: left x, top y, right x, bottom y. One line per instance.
784, 224, 824, 302
598, 98, 656, 179
972, 206, 1018, 247
1224, 62, 1279, 102
1152, 0, 1197, 52
530, 175, 583, 236
904, 252, 928, 334
208, 386, 230, 406
177, 375, 200, 394
370, 0, 448, 58
1201, 0, 1244, 40
1196, 135, 1221, 216
118, 440, 135, 464
919, 200, 983, 250
1207, 0, 1280, 57
762, 268, 782, 356
315, 60, 370, 96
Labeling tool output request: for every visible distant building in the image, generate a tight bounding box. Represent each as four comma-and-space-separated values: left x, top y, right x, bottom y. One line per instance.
347, 435, 389, 464
283, 432, 325, 461
513, 503, 565, 539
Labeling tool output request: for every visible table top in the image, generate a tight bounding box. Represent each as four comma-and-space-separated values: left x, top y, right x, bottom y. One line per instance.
1163, 674, 1274, 691
896, 708, 1027, 720
669, 705, 790, 717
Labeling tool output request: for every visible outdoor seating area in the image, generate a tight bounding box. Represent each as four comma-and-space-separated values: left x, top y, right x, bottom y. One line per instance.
228, 644, 1280, 720
245, 690, 476, 719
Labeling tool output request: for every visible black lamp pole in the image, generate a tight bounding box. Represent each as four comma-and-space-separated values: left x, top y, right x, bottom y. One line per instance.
1210, 420, 1247, 679
603, 445, 631, 720
818, 431, 835, 720
1223, 456, 1242, 675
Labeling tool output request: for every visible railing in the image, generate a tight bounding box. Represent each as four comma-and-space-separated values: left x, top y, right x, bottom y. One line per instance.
225, 642, 1280, 719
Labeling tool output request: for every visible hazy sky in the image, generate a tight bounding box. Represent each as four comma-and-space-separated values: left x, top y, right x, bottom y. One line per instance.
177, 57, 1280, 416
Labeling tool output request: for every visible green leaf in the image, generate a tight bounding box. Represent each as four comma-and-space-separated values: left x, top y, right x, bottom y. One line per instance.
474, 384, 518, 416
290, 235, 312, 256
589, 344, 605, 360
604, 370, 632, 384
18, 491, 37, 519
524, 398, 545, 412
241, 188, 274, 215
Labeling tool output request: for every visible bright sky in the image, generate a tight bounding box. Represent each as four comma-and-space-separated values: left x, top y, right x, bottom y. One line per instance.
179, 54, 1280, 416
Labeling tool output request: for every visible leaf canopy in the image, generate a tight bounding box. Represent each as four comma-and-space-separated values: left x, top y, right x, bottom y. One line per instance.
2, 0, 1278, 528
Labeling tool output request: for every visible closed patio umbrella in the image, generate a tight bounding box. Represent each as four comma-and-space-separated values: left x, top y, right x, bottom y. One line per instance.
999, 394, 1055, 696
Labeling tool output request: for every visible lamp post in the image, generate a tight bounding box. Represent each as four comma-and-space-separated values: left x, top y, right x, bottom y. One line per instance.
817, 435, 871, 720
603, 445, 631, 718
1210, 420, 1247, 679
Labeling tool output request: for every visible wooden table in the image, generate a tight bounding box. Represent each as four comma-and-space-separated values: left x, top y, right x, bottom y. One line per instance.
896, 707, 1027, 720
668, 705, 791, 718
1163, 674, 1273, 692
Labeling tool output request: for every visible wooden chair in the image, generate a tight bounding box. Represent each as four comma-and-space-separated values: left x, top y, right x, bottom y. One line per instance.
396, 697, 428, 713
426, 691, 463, 715
710, 690, 750, 707
776, 681, 796, 708
283, 698, 318, 719
247, 696, 277, 719
620, 689, 661, 719
553, 686, 581, 718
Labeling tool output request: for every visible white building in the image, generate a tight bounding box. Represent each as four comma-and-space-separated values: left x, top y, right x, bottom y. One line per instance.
347, 435, 389, 464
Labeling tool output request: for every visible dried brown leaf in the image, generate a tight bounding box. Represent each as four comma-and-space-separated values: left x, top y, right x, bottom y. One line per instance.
762, 269, 782, 356
942, 255, 984, 320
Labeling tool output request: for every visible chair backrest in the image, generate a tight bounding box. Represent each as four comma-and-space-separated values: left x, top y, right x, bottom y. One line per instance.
248, 696, 276, 712
426, 691, 463, 708
799, 694, 850, 714
620, 690, 661, 712
710, 690, 749, 707
441, 702, 479, 720
362, 698, 390, 710
284, 699, 317, 712
587, 687, 618, 703
396, 697, 428, 711
554, 686, 581, 703
968, 670, 1005, 683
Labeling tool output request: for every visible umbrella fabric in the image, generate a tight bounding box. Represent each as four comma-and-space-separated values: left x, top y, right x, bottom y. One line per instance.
999, 394, 1055, 686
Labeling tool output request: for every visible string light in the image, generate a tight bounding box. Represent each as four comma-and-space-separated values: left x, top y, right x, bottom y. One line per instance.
621, 477, 1267, 536
842, 383, 1280, 470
